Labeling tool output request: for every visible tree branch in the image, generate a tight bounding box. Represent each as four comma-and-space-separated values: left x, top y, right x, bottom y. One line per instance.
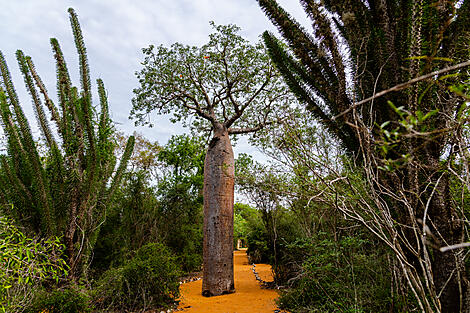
176, 95, 216, 123
168, 84, 216, 123
228, 124, 266, 135
333, 60, 470, 120
185, 62, 214, 117
225, 72, 272, 128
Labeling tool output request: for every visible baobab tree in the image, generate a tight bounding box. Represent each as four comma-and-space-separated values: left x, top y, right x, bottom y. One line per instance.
131, 23, 293, 296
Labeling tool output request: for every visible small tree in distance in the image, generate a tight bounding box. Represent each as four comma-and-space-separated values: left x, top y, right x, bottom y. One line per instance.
131, 22, 293, 296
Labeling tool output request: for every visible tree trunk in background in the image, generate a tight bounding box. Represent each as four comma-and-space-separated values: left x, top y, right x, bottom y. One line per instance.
202, 124, 235, 297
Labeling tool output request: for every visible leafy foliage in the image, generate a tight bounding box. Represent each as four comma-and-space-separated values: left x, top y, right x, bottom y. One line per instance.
116, 132, 162, 178
132, 22, 293, 136
155, 134, 205, 272
25, 287, 92, 313
0, 216, 68, 312
277, 235, 393, 313
91, 170, 160, 273
233, 203, 258, 248
93, 243, 181, 311
92, 134, 205, 274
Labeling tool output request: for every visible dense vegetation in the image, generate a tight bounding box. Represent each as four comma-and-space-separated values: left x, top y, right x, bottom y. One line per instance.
257, 0, 469, 311
0, 2, 469, 312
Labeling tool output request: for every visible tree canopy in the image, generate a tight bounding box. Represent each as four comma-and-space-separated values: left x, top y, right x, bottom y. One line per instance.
131, 22, 293, 135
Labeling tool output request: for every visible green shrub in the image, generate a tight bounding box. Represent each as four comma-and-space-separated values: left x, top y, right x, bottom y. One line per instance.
0, 216, 68, 312
246, 226, 270, 264
24, 287, 92, 313
277, 235, 394, 313
94, 243, 181, 311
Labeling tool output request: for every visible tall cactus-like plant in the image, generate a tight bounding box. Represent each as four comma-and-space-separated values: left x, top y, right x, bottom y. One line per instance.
0, 8, 135, 279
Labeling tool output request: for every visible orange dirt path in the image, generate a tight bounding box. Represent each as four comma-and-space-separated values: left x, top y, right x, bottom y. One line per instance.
177, 250, 285, 313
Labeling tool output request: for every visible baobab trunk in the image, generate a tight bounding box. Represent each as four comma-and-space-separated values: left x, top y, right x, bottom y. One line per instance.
202, 125, 235, 297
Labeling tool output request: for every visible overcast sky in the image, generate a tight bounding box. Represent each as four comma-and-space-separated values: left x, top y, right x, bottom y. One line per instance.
0, 0, 308, 158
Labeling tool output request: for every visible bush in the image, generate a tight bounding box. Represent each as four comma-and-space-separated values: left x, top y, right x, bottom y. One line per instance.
246, 226, 270, 264
0, 216, 68, 312
93, 243, 181, 311
277, 235, 394, 313
24, 287, 92, 313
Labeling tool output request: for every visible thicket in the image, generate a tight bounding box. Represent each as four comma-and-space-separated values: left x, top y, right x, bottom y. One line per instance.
1, 2, 469, 313
257, 0, 470, 311
25, 287, 92, 313
93, 243, 180, 312
92, 134, 205, 275
234, 110, 412, 312
0, 216, 68, 312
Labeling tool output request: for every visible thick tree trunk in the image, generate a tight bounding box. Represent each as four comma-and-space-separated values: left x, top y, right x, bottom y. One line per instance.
395, 154, 467, 312
202, 124, 235, 297
427, 162, 466, 313
379, 139, 468, 312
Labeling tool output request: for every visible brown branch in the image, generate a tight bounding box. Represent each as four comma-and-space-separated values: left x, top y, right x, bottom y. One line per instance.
333, 60, 470, 120
229, 125, 265, 135
220, 46, 243, 118
225, 74, 272, 128
212, 86, 229, 107
176, 95, 216, 124
185, 62, 213, 112
221, 99, 228, 122
228, 119, 276, 135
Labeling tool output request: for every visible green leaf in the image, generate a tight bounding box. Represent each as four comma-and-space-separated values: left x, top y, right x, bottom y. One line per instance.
380, 121, 390, 128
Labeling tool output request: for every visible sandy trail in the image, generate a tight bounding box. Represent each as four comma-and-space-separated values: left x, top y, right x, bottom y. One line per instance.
177, 250, 284, 313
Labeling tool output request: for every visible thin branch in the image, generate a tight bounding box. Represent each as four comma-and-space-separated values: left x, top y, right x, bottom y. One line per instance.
228, 120, 275, 135
176, 95, 216, 123
225, 74, 272, 128
440, 242, 470, 253
185, 62, 214, 113
333, 60, 470, 120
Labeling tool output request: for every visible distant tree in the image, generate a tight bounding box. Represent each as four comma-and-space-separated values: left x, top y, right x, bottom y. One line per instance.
116, 132, 161, 180
93, 134, 205, 274
0, 8, 134, 279
131, 23, 293, 296
257, 0, 470, 311
156, 134, 205, 272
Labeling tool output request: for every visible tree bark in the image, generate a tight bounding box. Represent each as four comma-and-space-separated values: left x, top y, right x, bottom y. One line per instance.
389, 150, 467, 312
202, 124, 235, 297
427, 162, 466, 313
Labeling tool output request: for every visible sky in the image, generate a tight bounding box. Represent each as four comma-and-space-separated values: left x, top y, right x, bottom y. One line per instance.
0, 0, 309, 159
